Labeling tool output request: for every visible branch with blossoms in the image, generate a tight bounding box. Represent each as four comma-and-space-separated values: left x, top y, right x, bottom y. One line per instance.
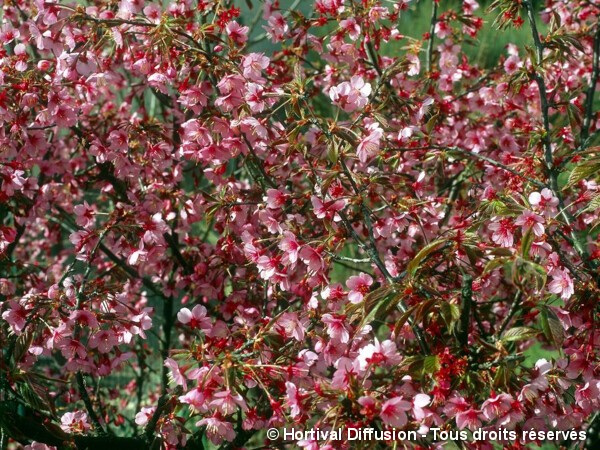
1, 0, 600, 449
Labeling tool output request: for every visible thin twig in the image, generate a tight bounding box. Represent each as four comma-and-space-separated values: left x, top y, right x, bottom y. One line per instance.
524, 0, 596, 270
582, 24, 600, 141
426, 0, 439, 73
73, 228, 110, 434
497, 291, 523, 338
457, 274, 472, 349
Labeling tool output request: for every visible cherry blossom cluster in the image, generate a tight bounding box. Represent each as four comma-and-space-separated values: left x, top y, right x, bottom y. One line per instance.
1, 0, 599, 449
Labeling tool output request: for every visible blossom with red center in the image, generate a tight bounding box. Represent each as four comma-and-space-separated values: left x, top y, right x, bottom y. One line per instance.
548, 268, 574, 300
285, 382, 307, 418
488, 217, 516, 247
356, 122, 383, 163
380, 396, 412, 428
210, 389, 248, 415
357, 338, 402, 370
346, 272, 373, 304
279, 231, 300, 265
311, 196, 346, 221
321, 313, 350, 343
177, 304, 212, 332
529, 188, 559, 218
329, 76, 372, 112
89, 329, 119, 353
481, 392, 513, 420
515, 210, 545, 237
195, 414, 236, 445
60, 411, 91, 434
226, 21, 249, 45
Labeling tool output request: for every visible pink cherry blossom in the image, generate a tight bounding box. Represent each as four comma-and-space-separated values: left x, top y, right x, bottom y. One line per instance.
177, 305, 212, 332
226, 21, 249, 45
488, 217, 516, 248
60, 411, 91, 434
346, 273, 373, 304
329, 76, 372, 112
134, 406, 156, 426
515, 210, 545, 237
356, 122, 383, 163
380, 397, 412, 428
321, 313, 350, 343
548, 268, 575, 300
210, 390, 248, 415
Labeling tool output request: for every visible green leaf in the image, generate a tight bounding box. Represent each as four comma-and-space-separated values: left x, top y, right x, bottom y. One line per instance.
567, 162, 600, 187
493, 365, 511, 389
393, 297, 437, 336
540, 306, 564, 348
520, 229, 534, 259
439, 302, 460, 333
579, 193, 600, 215
502, 326, 539, 343
483, 256, 510, 274
350, 285, 401, 330
327, 143, 338, 164
423, 355, 440, 375
512, 258, 547, 292
407, 240, 447, 278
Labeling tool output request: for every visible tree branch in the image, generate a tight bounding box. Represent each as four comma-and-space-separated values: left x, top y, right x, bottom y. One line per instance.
524, 0, 596, 271
426, 0, 439, 73
457, 274, 472, 350
582, 24, 600, 141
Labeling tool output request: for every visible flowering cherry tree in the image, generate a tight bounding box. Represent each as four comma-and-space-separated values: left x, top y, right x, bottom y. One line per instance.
1, 0, 600, 449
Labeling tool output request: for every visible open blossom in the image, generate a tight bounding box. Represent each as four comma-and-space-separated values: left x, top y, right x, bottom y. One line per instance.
515, 210, 545, 237
339, 18, 361, 40
177, 304, 212, 331
210, 390, 248, 415
329, 76, 371, 112
242, 53, 270, 81
279, 231, 300, 265
1, 300, 27, 335
456, 408, 483, 430
548, 268, 574, 300
88, 329, 118, 353
346, 273, 373, 304
60, 411, 91, 433
285, 382, 306, 418
226, 21, 249, 45
321, 313, 350, 343
277, 312, 306, 341
331, 357, 359, 389
134, 406, 156, 426
380, 397, 412, 428
179, 388, 209, 413
356, 122, 383, 163
245, 83, 267, 113
311, 196, 346, 221
299, 245, 325, 273
529, 188, 559, 217
488, 217, 516, 247
196, 415, 236, 444
164, 358, 187, 390
356, 338, 402, 370
73, 201, 95, 229
264, 12, 288, 42
481, 393, 513, 420
264, 188, 289, 209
